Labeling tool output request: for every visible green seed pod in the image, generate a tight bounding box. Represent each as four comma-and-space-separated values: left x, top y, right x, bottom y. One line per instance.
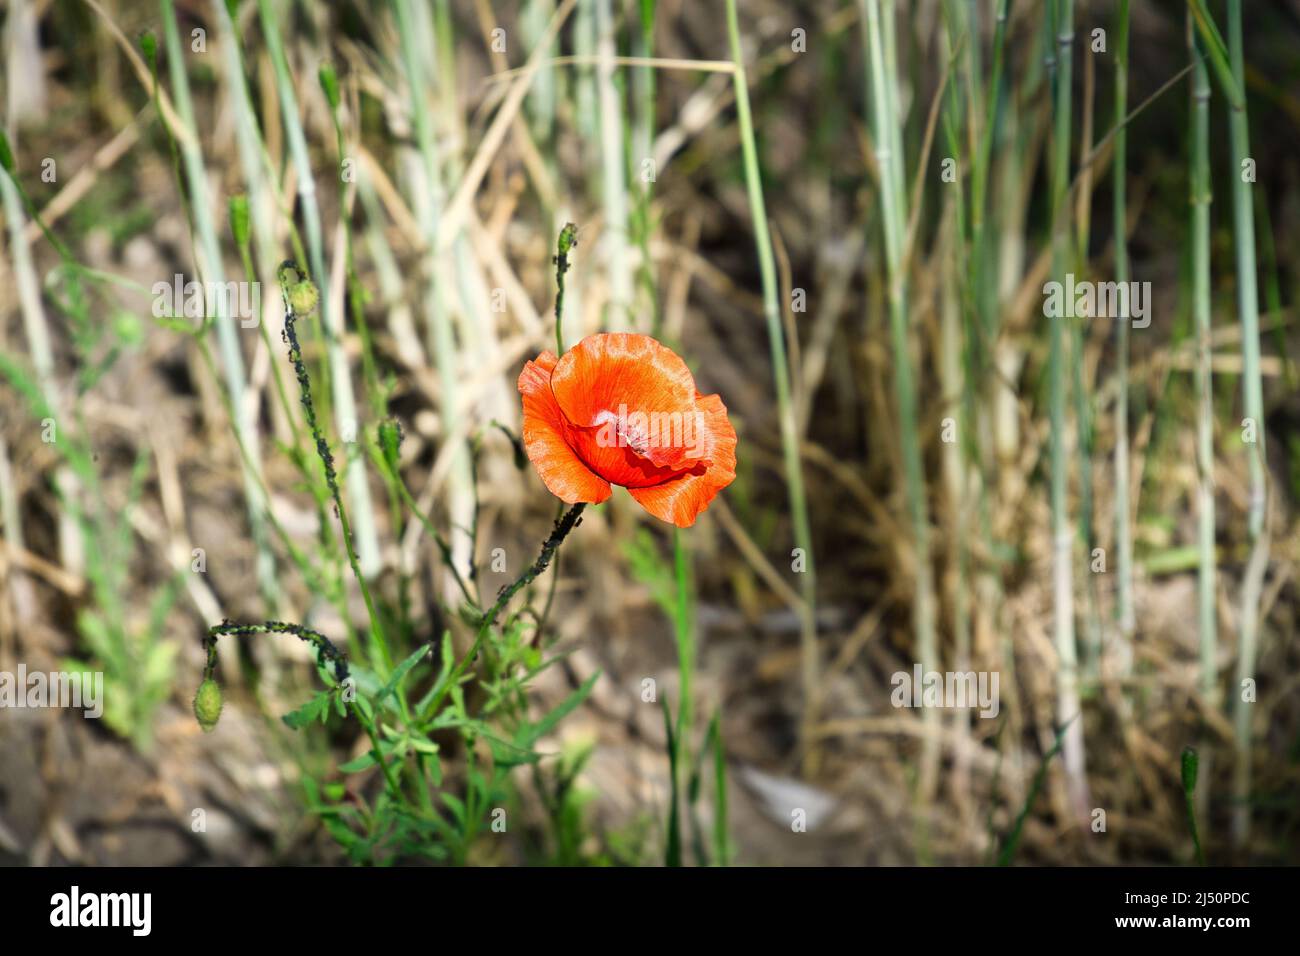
194, 678, 223, 733
1181, 746, 1198, 794
139, 30, 157, 66
287, 279, 320, 317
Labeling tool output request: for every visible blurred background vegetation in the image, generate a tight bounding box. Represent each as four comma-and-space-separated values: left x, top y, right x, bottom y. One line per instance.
0, 0, 1298, 865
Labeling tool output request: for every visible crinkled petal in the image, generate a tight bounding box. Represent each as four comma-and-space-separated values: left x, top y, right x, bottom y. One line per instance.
628, 392, 737, 527
565, 423, 700, 489
518, 351, 612, 504
550, 333, 703, 472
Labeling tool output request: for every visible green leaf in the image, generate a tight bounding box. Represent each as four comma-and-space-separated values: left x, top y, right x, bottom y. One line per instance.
1187, 0, 1239, 105
624, 529, 676, 617
323, 815, 360, 848
142, 641, 177, 690
0, 128, 14, 175
709, 709, 730, 866
339, 751, 378, 774
441, 792, 467, 826
229, 195, 251, 249
662, 697, 681, 868
415, 632, 455, 718
282, 690, 335, 730
75, 609, 115, 666
153, 316, 196, 336
997, 715, 1074, 866
516, 670, 601, 751
318, 61, 341, 111
375, 643, 430, 708
486, 737, 541, 770
323, 783, 346, 802
377, 419, 403, 475
409, 737, 440, 756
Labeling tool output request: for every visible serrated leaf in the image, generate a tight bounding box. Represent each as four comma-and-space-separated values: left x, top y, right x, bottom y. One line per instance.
282, 690, 334, 730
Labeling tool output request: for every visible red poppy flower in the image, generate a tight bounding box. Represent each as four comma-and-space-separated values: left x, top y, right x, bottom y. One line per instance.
518, 333, 737, 528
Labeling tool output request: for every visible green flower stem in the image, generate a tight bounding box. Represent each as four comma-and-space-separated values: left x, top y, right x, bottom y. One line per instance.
278, 264, 395, 676
426, 504, 586, 719
202, 619, 350, 684
190, 331, 351, 641
258, 0, 382, 580
201, 619, 407, 803
554, 222, 577, 353
725, 0, 821, 763
160, 0, 277, 606
392, 471, 479, 612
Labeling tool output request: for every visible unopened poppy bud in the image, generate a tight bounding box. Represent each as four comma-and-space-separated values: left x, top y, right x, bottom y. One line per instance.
194, 678, 223, 732
287, 279, 320, 317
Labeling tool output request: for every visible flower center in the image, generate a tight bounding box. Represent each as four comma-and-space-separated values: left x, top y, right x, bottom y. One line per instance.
592, 408, 651, 456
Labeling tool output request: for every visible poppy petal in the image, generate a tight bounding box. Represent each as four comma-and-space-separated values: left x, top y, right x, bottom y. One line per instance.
518, 352, 612, 504
550, 333, 703, 472
564, 423, 701, 489
628, 391, 737, 527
